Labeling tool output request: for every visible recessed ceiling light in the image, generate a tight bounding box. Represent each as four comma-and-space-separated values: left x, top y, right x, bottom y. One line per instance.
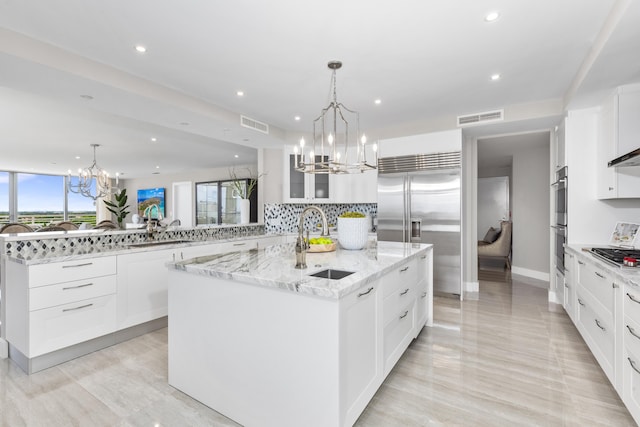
75, 156, 80, 160
180, 122, 190, 126
485, 11, 500, 22
374, 99, 382, 105
234, 154, 239, 158
80, 94, 94, 100
294, 116, 301, 121
237, 91, 244, 97
150, 137, 157, 142
135, 45, 147, 53
491, 73, 501, 81
155, 165, 160, 169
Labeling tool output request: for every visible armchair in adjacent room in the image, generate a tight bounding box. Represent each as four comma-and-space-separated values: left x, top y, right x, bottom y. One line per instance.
478, 220, 512, 270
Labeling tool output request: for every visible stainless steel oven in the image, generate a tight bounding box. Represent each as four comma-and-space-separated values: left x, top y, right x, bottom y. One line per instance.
552, 167, 568, 273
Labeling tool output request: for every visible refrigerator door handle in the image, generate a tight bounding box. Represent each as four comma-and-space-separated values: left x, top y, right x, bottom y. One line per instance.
406, 175, 412, 243
403, 175, 408, 243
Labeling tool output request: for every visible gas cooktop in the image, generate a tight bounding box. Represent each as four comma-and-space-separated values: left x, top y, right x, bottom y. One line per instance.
590, 247, 640, 266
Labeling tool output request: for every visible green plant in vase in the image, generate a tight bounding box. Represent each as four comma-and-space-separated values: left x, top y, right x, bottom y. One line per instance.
104, 189, 130, 229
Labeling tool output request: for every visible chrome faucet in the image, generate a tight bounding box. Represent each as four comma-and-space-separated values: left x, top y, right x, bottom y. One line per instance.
145, 204, 163, 237
295, 206, 329, 269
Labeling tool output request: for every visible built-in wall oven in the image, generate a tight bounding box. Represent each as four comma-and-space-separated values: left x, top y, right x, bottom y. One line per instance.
551, 166, 568, 273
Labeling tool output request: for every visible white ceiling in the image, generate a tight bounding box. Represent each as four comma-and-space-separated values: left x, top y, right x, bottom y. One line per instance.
0, 0, 639, 178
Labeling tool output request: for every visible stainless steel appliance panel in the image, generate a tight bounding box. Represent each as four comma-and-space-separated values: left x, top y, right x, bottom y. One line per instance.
410, 171, 461, 295
377, 169, 461, 297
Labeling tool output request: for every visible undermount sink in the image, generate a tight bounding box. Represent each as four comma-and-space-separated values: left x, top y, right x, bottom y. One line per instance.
309, 269, 354, 280
127, 239, 194, 248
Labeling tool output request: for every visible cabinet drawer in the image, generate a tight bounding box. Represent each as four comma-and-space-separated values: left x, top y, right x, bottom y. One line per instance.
625, 316, 640, 358
382, 258, 418, 299
30, 275, 116, 311
577, 292, 614, 377
29, 256, 117, 288
626, 285, 640, 327
624, 339, 640, 421
383, 283, 415, 326
383, 300, 415, 369
416, 280, 429, 327
29, 294, 117, 357
578, 261, 615, 315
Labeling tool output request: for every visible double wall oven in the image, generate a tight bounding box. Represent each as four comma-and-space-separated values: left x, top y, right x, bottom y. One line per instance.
552, 166, 568, 273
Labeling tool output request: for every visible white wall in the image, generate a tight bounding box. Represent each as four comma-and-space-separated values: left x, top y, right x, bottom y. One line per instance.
566, 108, 640, 245
511, 138, 551, 278
120, 164, 257, 224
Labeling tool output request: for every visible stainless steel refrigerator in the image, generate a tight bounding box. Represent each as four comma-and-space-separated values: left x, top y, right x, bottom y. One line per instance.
377, 153, 461, 297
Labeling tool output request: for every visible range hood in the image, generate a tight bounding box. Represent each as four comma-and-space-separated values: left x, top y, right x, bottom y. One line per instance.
608, 148, 640, 167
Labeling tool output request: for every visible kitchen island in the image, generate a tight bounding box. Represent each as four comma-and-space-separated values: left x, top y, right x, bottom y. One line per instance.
167, 240, 433, 427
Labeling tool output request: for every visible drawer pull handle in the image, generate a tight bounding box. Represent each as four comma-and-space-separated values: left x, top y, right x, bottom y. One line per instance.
595, 272, 605, 279
233, 243, 246, 246
400, 266, 409, 272
357, 287, 374, 298
578, 260, 585, 265
400, 288, 410, 296
629, 358, 640, 375
595, 319, 606, 331
62, 303, 93, 312
564, 283, 570, 288
627, 325, 640, 341
420, 255, 427, 259
62, 262, 93, 269
627, 293, 640, 305
578, 298, 585, 306
62, 282, 93, 290
399, 310, 409, 320
421, 292, 427, 298
613, 283, 619, 289
565, 268, 570, 273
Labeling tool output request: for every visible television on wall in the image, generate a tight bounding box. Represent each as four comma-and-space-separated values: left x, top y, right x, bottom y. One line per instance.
137, 188, 166, 219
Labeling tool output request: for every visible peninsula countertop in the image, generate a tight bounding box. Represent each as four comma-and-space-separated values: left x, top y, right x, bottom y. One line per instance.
167, 240, 433, 299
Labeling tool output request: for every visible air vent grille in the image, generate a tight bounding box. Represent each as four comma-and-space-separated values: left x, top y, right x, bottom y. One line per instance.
240, 115, 269, 134
457, 109, 504, 127
378, 152, 461, 174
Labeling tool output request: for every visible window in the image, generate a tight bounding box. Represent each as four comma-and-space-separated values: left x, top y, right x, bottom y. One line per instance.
0, 172, 8, 223
17, 173, 64, 226
196, 179, 256, 225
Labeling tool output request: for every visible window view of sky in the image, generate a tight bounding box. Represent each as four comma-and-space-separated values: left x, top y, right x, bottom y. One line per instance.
0, 172, 97, 212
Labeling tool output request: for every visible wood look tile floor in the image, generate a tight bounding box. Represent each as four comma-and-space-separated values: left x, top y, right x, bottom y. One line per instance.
0, 273, 636, 426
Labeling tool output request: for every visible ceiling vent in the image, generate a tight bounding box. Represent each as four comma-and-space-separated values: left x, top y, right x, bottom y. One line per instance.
456, 109, 504, 127
240, 115, 269, 134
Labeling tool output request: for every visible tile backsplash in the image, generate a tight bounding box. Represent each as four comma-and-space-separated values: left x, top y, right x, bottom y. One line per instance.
264, 203, 377, 233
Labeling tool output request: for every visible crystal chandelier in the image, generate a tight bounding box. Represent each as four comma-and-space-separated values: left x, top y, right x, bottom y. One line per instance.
67, 144, 116, 203
294, 61, 377, 174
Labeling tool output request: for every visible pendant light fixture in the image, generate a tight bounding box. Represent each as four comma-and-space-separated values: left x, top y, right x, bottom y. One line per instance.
67, 144, 116, 203
294, 61, 377, 174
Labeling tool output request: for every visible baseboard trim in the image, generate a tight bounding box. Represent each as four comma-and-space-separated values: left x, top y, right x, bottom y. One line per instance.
548, 290, 562, 304
512, 266, 550, 282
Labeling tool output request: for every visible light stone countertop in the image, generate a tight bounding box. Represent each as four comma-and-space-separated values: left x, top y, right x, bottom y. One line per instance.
565, 244, 640, 285
167, 240, 433, 300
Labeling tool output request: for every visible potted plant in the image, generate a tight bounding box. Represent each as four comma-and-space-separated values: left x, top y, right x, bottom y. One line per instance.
229, 168, 263, 224
337, 211, 369, 250
104, 188, 130, 229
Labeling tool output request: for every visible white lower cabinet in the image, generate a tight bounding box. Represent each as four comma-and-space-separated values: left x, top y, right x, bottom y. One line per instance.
563, 251, 576, 321
5, 255, 118, 359
576, 290, 615, 383
341, 281, 382, 426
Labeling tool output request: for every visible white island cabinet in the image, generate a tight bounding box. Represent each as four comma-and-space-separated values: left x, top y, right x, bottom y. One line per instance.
167, 241, 433, 427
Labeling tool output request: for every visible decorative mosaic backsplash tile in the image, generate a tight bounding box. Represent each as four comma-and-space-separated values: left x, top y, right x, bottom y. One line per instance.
1, 224, 265, 257
264, 203, 377, 233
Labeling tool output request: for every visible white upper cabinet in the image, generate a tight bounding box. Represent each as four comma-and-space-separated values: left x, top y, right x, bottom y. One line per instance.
282, 146, 377, 204
597, 84, 640, 199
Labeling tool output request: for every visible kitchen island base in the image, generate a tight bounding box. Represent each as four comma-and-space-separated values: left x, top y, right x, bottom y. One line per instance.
167, 242, 432, 427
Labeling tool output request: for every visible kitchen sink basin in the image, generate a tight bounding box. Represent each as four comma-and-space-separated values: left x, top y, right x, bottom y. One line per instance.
309, 269, 354, 280
127, 239, 194, 248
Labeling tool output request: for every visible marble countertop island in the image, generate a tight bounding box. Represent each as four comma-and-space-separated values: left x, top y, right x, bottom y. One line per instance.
167, 240, 432, 299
